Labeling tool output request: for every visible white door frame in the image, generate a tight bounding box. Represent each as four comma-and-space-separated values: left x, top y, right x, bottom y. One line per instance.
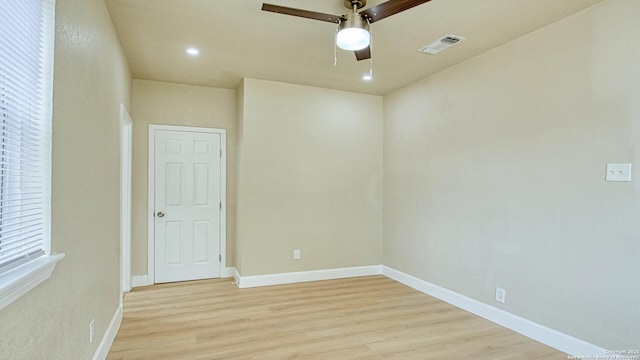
120, 104, 133, 296
148, 124, 227, 284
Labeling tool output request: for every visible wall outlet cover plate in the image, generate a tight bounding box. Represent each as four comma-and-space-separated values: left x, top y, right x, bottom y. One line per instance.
606, 163, 632, 182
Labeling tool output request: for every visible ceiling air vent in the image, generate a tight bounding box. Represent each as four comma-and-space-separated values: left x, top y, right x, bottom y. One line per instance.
418, 34, 466, 55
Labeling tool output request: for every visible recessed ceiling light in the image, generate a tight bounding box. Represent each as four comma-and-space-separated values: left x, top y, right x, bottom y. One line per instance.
186, 47, 200, 56
362, 73, 372, 81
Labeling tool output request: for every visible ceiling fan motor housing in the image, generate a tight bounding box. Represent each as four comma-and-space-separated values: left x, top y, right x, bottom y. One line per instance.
339, 12, 370, 32
344, 0, 367, 10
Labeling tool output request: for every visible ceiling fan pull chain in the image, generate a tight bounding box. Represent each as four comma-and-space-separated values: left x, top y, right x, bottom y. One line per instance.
369, 30, 373, 77
334, 28, 338, 67
367, 26, 373, 78
363, 26, 373, 80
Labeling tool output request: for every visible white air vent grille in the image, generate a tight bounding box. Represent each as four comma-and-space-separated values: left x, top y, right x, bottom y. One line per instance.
418, 34, 466, 55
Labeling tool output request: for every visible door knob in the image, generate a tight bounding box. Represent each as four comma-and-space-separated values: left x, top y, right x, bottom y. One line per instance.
157, 211, 165, 218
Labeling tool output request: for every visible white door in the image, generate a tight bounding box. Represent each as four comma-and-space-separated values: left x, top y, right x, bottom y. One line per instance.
154, 129, 222, 283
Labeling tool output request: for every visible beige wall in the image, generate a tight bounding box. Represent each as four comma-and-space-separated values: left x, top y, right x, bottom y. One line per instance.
130, 80, 237, 275
237, 78, 383, 276
383, 0, 639, 349
0, 0, 131, 358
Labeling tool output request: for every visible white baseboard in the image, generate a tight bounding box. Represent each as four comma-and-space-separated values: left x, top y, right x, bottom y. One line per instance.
236, 265, 382, 289
232, 267, 240, 285
131, 275, 150, 288
381, 266, 606, 357
92, 304, 123, 360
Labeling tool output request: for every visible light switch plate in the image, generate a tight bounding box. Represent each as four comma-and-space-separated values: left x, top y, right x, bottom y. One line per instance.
606, 163, 632, 182
495, 288, 506, 304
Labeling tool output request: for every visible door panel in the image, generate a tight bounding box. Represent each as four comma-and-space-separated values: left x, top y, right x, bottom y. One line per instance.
165, 163, 183, 206
193, 220, 210, 263
193, 163, 210, 205
165, 221, 183, 264
154, 129, 221, 283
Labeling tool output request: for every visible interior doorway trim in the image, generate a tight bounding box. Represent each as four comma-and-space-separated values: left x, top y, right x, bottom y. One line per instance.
120, 104, 133, 297
147, 124, 227, 284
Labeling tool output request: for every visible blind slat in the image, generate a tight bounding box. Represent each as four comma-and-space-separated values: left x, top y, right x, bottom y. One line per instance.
0, 218, 44, 232
1, 234, 43, 248
0, 231, 44, 251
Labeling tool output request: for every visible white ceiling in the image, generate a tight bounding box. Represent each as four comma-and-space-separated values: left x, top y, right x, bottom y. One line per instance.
104, 0, 604, 95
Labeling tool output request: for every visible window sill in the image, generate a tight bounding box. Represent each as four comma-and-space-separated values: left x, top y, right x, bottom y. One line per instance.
0, 253, 65, 311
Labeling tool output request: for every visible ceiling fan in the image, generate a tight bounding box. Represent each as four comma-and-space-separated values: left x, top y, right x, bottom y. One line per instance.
262, 0, 432, 61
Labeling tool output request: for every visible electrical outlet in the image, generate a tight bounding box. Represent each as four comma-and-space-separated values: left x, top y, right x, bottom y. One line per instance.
606, 163, 632, 182
495, 288, 506, 304
293, 249, 301, 260
89, 319, 95, 343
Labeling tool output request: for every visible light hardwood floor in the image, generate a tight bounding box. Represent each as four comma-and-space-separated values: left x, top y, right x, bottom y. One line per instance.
107, 276, 567, 360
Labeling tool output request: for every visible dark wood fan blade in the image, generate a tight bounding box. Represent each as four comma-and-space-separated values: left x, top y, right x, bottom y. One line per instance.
262, 3, 343, 24
354, 46, 371, 61
360, 0, 432, 23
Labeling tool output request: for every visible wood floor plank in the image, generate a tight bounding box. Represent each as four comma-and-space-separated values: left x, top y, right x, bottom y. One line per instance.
107, 276, 567, 359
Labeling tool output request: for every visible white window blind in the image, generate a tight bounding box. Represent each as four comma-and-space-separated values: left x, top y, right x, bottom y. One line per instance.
0, 0, 55, 275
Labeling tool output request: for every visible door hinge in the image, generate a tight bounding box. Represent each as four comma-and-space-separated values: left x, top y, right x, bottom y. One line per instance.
219, 202, 222, 209
219, 254, 222, 262
220, 149, 222, 157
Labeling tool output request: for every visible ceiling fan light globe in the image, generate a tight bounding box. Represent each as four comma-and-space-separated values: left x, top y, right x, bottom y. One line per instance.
336, 28, 370, 50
